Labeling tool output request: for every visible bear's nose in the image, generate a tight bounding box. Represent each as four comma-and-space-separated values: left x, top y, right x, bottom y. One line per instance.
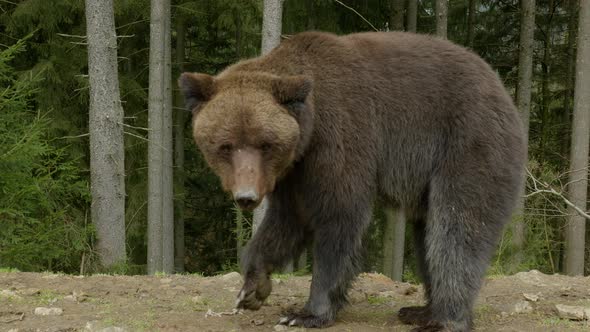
234, 190, 259, 210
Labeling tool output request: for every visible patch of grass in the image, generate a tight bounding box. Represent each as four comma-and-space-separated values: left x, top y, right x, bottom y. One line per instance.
271, 273, 294, 280
475, 304, 496, 320
37, 289, 62, 305
185, 295, 212, 312
154, 271, 168, 277
0, 267, 19, 273
542, 317, 574, 328
367, 295, 389, 305
128, 309, 156, 331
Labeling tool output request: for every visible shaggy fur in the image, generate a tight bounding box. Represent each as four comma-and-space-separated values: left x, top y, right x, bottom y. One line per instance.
179, 31, 526, 331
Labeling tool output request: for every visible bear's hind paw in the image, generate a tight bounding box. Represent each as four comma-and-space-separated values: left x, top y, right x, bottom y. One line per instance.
278, 311, 334, 328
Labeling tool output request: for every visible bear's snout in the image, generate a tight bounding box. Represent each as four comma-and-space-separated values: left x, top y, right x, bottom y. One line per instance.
234, 189, 259, 210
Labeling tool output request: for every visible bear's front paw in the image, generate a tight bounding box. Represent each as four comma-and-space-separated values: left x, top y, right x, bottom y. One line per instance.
278, 310, 335, 328
235, 273, 271, 310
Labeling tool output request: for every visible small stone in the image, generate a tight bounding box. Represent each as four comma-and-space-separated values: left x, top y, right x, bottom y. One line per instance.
221, 272, 242, 283
523, 293, 539, 302
99, 328, 127, 332
500, 311, 509, 318
274, 324, 289, 331
34, 307, 63, 316
85, 321, 127, 332
512, 301, 533, 314
555, 304, 586, 320
159, 278, 172, 284
0, 289, 20, 299
251, 319, 264, 326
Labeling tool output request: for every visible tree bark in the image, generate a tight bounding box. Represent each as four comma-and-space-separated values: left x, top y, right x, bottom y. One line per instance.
563, 0, 578, 157
435, 0, 448, 38
260, 0, 284, 56
466, 0, 476, 47
254, 0, 284, 233
174, 17, 186, 273
255, 0, 291, 272
382, 209, 406, 281
565, 0, 589, 276
85, 0, 127, 269
511, 0, 535, 271
161, 0, 174, 274
406, 0, 417, 33
147, 0, 167, 274
390, 0, 405, 31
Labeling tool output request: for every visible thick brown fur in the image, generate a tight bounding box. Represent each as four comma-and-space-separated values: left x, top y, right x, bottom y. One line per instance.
179, 31, 526, 331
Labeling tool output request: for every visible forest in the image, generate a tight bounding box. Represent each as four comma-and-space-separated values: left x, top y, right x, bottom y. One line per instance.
1, 0, 589, 283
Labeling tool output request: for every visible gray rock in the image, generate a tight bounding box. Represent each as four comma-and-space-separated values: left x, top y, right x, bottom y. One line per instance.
555, 304, 586, 320
511, 301, 533, 314
33, 307, 63, 316
85, 321, 128, 332
273, 324, 289, 331
221, 271, 242, 283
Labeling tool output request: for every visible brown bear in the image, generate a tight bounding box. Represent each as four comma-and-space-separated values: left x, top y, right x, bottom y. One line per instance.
179, 31, 526, 332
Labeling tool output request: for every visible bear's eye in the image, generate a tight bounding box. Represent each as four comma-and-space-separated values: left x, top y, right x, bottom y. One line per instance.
219, 144, 233, 155
260, 142, 272, 153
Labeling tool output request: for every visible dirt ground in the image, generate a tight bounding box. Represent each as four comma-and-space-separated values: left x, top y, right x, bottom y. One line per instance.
1, 270, 589, 332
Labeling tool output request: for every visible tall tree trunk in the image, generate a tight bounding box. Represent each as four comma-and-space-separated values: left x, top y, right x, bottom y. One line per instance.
539, 0, 554, 160
256, 0, 292, 272
435, 0, 448, 38
382, 0, 408, 282
565, 0, 589, 276
390, 0, 405, 31
563, 0, 578, 157
254, 0, 284, 233
174, 17, 186, 273
85, 0, 127, 269
406, 0, 417, 32
161, 0, 174, 274
383, 209, 406, 281
466, 0, 476, 47
147, 0, 167, 275
306, 0, 316, 30
511, 0, 536, 271
260, 0, 284, 55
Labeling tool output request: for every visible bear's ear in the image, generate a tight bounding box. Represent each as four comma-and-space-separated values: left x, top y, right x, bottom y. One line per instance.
178, 72, 216, 112
272, 75, 313, 106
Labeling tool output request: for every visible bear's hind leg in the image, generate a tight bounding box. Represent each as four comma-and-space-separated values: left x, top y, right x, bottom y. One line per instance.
399, 214, 432, 326
415, 171, 514, 332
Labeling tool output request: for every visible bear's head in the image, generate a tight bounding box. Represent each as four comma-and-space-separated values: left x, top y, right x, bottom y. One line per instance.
179, 71, 313, 210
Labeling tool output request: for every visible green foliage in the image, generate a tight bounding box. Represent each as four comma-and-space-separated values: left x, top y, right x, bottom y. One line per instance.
0, 37, 91, 272
0, 0, 584, 277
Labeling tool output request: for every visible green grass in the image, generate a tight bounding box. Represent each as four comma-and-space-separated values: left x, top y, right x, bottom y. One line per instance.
37, 289, 62, 305
367, 295, 389, 305
0, 267, 20, 273
541, 317, 574, 328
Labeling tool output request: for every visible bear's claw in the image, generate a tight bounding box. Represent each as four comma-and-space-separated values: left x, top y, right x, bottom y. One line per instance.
277, 311, 334, 328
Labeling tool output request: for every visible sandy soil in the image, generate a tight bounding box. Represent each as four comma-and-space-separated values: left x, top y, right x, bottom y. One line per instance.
1, 270, 589, 331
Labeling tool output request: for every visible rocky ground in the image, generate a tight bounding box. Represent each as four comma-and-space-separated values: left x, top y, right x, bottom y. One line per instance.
0, 270, 589, 331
